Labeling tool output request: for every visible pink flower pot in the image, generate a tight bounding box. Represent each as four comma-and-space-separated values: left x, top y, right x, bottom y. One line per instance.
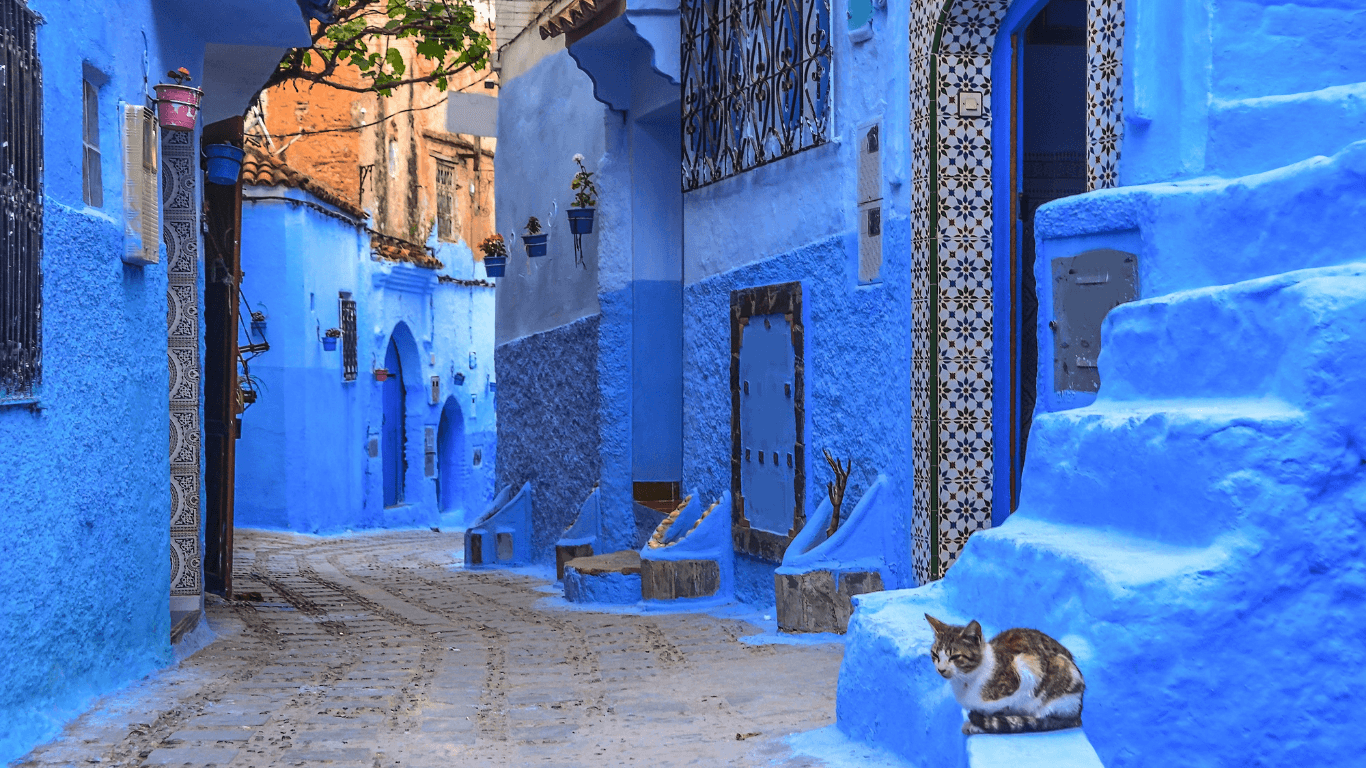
153, 84, 204, 132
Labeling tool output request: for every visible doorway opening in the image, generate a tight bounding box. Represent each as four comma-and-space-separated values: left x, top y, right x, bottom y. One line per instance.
437, 396, 466, 519
382, 335, 407, 507
1009, 0, 1087, 511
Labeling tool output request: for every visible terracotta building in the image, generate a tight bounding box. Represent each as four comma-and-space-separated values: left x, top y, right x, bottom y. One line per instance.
248, 23, 498, 255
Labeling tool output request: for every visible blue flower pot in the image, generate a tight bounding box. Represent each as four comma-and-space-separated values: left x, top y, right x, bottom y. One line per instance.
322, 337, 337, 351
523, 233, 549, 257
204, 144, 245, 186
484, 255, 507, 277
567, 208, 595, 235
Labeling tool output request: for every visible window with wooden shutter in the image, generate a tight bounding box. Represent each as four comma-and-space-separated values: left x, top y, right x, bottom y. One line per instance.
0, 0, 43, 401
435, 158, 456, 242
122, 105, 161, 265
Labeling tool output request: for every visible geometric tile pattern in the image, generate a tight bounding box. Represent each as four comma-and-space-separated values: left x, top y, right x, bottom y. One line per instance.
1087, 0, 1124, 191
909, 0, 1124, 584
163, 129, 202, 599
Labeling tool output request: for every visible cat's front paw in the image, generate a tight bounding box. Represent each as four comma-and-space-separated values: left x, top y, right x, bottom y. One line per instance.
961, 721, 985, 736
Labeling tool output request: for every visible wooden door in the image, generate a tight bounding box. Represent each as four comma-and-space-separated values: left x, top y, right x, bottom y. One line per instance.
201, 117, 243, 598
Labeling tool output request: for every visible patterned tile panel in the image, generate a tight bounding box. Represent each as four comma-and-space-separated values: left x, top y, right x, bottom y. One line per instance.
163, 130, 202, 599
1087, 0, 1125, 190
909, 0, 1124, 584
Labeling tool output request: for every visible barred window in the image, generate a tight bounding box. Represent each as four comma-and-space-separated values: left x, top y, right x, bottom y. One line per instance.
1, 0, 43, 401
435, 158, 456, 242
339, 294, 358, 382
682, 0, 833, 191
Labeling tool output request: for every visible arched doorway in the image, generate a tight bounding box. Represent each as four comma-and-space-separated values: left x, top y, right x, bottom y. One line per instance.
437, 397, 466, 518
382, 336, 406, 507
909, 0, 1125, 583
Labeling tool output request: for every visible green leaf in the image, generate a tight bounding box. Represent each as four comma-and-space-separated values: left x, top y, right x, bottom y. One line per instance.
386, 47, 406, 76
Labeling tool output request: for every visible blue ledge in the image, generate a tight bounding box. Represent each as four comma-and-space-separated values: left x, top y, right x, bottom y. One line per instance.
966, 729, 1103, 768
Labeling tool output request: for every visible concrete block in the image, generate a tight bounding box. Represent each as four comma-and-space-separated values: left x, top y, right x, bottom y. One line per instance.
640, 558, 673, 601
775, 570, 885, 634
836, 571, 884, 629
800, 570, 839, 633
640, 558, 720, 600
775, 573, 803, 632
556, 543, 594, 580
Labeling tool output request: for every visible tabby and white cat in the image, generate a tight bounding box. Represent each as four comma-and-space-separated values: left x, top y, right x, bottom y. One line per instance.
925, 614, 1085, 735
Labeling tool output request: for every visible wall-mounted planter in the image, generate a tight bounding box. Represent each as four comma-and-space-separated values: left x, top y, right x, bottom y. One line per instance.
483, 255, 507, 277
373, 368, 390, 382
567, 208, 595, 235
453, 372, 465, 386
204, 144, 245, 186
523, 233, 549, 258
152, 84, 203, 132
322, 336, 337, 351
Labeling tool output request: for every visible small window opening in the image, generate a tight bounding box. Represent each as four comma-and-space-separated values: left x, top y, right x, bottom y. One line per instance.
82, 79, 102, 207
435, 158, 456, 241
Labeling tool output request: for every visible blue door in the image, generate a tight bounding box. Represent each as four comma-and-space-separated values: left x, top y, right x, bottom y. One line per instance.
739, 313, 797, 535
382, 338, 405, 507
437, 398, 465, 515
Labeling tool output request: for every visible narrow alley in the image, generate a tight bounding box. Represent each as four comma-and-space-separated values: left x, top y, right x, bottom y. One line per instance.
17, 531, 842, 768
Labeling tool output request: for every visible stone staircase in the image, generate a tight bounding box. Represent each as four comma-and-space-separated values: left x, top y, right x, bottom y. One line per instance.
838, 261, 1366, 766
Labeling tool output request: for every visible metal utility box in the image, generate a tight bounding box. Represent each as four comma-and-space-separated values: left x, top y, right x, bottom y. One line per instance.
1052, 249, 1138, 392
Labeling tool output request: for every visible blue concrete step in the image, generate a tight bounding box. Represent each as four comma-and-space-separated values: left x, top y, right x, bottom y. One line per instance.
967, 730, 1103, 768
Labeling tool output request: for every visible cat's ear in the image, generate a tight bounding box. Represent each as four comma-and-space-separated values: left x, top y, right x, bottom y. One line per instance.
964, 620, 983, 643
925, 614, 949, 635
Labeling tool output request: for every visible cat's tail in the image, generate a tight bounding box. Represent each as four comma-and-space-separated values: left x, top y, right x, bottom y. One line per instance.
968, 711, 1082, 734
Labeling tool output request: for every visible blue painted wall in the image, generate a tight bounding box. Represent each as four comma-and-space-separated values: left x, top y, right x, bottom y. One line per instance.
236, 186, 497, 533
0, 0, 309, 761
836, 0, 1366, 765
680, 0, 913, 605
494, 7, 685, 561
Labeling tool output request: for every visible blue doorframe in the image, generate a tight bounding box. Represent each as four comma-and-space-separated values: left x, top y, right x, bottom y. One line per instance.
382, 337, 406, 507
990, 0, 1083, 522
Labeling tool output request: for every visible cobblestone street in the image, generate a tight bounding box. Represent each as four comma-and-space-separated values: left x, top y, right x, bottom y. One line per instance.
18, 531, 844, 768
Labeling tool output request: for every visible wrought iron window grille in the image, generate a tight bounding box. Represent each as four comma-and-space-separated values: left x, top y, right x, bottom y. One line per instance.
1, 0, 44, 402
682, 0, 833, 192
340, 295, 358, 382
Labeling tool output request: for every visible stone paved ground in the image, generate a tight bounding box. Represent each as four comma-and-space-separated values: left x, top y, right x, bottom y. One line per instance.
18, 530, 844, 768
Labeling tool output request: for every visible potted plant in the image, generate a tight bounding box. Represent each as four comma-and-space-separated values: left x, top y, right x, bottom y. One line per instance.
479, 233, 508, 277
250, 310, 267, 334
153, 68, 203, 132
567, 154, 597, 235
523, 216, 548, 257
374, 367, 390, 382
322, 327, 341, 351
204, 144, 245, 186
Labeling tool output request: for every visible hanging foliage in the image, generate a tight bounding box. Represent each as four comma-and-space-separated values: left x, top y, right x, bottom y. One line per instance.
269, 0, 491, 96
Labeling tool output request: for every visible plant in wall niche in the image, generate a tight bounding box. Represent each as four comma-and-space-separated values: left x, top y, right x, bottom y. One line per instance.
567, 154, 597, 267
823, 449, 852, 538
523, 215, 548, 258
478, 233, 507, 277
